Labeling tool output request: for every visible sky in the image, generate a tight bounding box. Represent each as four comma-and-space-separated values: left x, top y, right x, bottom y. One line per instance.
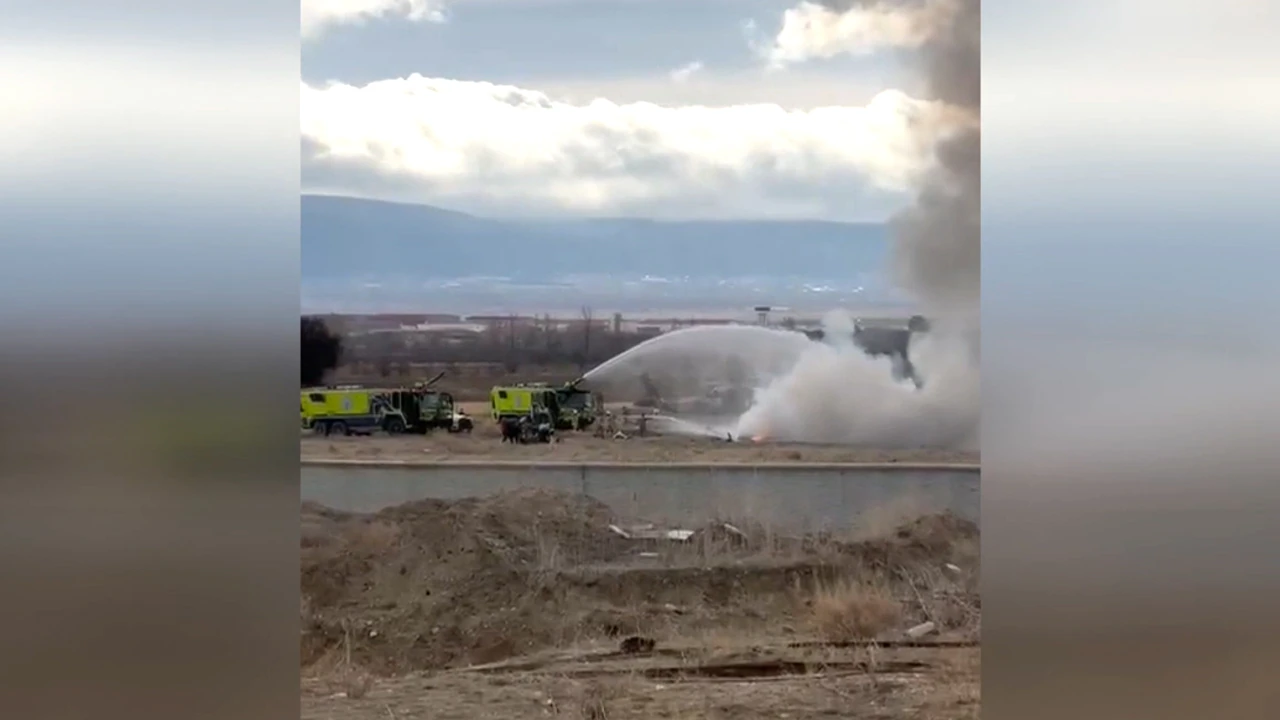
299, 0, 948, 221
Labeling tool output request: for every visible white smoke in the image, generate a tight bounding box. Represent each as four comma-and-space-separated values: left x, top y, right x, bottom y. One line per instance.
735, 312, 978, 448
731, 0, 980, 450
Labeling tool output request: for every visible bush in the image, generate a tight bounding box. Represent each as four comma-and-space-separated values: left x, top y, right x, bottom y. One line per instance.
811, 578, 903, 642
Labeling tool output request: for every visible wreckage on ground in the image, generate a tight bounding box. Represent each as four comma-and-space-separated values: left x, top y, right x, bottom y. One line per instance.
803, 315, 930, 386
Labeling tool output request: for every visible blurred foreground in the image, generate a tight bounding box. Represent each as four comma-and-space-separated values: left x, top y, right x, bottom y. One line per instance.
301, 488, 980, 719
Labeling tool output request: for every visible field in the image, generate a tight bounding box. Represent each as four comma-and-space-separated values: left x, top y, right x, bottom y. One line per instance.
301, 434, 979, 466
301, 488, 980, 719
301, 400, 980, 466
300, 401, 980, 466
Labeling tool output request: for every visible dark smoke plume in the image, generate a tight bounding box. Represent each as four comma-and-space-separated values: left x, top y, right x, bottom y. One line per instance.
797, 0, 978, 311
301, 316, 343, 387
882, 0, 980, 314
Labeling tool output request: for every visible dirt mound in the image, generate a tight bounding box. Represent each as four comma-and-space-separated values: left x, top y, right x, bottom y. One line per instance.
302, 488, 636, 673
845, 511, 978, 568
301, 491, 978, 675
893, 512, 978, 550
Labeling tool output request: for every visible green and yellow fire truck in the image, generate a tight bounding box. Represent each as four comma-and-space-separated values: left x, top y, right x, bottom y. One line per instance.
301, 373, 472, 436
489, 380, 600, 431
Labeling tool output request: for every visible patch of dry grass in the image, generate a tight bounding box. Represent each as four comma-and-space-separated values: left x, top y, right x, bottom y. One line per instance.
304, 620, 378, 699
847, 493, 941, 542
810, 577, 904, 642
337, 669, 373, 699
343, 519, 402, 555
575, 680, 617, 719
917, 648, 981, 718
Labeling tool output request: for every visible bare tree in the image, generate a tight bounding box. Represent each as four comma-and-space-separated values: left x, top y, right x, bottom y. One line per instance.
505, 314, 520, 373
580, 306, 594, 371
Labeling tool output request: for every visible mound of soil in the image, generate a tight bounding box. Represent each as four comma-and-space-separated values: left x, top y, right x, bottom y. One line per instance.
301, 490, 978, 675
836, 512, 980, 570
302, 489, 640, 673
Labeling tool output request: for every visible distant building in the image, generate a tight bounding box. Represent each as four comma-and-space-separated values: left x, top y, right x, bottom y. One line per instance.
421, 313, 462, 324
464, 315, 539, 327
563, 318, 610, 331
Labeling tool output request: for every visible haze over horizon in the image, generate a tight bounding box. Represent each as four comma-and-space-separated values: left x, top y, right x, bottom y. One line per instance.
300, 193, 903, 315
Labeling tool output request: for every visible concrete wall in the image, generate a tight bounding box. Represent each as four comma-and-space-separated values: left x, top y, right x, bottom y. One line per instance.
302, 464, 979, 532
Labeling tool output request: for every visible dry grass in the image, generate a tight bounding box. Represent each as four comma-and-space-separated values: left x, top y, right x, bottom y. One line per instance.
305, 621, 377, 700
575, 680, 617, 720
936, 649, 981, 701
848, 494, 940, 541
343, 519, 402, 555
301, 490, 980, 719
810, 576, 904, 642
337, 669, 373, 700
300, 432, 981, 465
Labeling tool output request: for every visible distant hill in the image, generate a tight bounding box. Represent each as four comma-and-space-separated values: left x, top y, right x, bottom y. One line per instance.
302, 195, 889, 282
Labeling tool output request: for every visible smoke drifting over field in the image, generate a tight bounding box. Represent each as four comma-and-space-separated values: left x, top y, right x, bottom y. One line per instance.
734, 313, 977, 447
738, 0, 980, 448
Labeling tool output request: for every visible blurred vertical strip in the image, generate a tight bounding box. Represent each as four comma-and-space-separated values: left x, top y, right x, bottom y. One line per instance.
0, 1, 301, 718
983, 1, 1280, 719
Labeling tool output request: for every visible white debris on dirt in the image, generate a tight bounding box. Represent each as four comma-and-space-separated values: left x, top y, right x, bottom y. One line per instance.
905, 621, 938, 638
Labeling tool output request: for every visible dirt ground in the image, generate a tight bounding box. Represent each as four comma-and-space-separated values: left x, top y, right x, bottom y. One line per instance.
301, 488, 980, 719
300, 434, 978, 465
300, 402, 979, 465
302, 645, 979, 719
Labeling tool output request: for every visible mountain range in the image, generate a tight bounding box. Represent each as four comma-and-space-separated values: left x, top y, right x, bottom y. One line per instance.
302, 195, 891, 283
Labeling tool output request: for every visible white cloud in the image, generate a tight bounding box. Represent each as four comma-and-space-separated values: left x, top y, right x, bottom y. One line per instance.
301, 0, 447, 40
533, 68, 902, 109
669, 61, 704, 83
766, 0, 956, 67
301, 75, 955, 219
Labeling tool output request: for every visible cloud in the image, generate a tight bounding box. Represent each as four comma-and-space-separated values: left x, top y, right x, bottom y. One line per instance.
532, 65, 906, 109
669, 61, 703, 83
301, 0, 447, 40
301, 75, 955, 219
765, 0, 957, 67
